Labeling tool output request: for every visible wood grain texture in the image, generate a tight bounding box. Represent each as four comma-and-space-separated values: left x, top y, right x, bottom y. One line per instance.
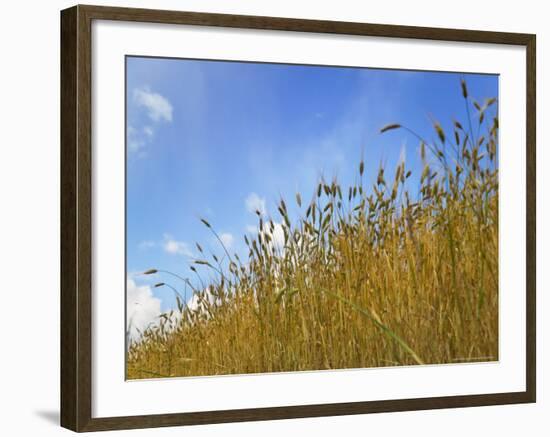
525, 34, 536, 403
60, 4, 536, 432
60, 5, 78, 431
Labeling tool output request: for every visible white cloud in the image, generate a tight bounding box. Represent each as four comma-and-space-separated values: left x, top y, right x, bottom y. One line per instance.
246, 221, 285, 252
268, 222, 286, 252
245, 192, 266, 216
133, 87, 173, 122
126, 278, 161, 341
219, 232, 234, 249
186, 287, 217, 317
127, 125, 145, 153
128, 89, 172, 156
163, 234, 193, 257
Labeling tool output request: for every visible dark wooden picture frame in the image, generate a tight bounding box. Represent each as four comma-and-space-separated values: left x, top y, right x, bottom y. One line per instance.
60, 4, 536, 432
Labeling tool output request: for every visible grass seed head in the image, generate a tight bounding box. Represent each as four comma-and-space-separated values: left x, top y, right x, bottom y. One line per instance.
461, 78, 468, 98
380, 123, 401, 133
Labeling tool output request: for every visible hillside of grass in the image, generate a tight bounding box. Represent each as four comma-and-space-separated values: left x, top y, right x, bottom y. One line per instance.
127, 80, 499, 379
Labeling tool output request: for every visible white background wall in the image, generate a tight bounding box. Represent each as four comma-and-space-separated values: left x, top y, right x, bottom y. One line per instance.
0, 0, 546, 435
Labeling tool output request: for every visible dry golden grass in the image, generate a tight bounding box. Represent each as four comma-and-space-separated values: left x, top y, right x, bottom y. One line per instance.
127, 80, 499, 379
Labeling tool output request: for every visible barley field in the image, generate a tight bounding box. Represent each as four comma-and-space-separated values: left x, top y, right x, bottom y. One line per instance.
127, 79, 498, 379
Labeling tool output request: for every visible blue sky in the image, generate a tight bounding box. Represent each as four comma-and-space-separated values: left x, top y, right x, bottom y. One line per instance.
125, 56, 498, 325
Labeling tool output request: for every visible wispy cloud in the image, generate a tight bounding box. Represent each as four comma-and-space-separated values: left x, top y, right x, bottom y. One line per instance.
128, 87, 173, 156
127, 125, 158, 156
138, 240, 156, 250
143, 125, 154, 138
245, 192, 266, 216
127, 126, 145, 153
244, 119, 359, 206
219, 232, 234, 249
133, 87, 173, 122
163, 234, 193, 257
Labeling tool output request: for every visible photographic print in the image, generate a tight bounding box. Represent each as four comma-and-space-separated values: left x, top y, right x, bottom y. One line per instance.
125, 57, 499, 379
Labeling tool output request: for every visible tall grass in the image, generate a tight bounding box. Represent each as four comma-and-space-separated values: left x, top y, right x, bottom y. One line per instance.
127, 80, 499, 379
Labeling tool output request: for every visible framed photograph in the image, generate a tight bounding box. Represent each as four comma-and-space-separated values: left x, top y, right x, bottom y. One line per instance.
60, 4, 536, 432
